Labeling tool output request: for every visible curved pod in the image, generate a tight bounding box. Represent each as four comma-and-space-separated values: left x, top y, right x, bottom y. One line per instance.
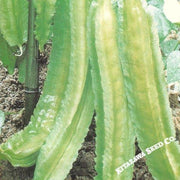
0, 0, 72, 167
33, 0, 92, 179
89, 0, 135, 179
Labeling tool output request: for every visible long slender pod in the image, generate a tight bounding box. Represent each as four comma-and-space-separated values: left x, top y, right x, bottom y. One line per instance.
117, 0, 180, 179
34, 68, 94, 180
0, 0, 72, 166
89, 0, 135, 179
88, 2, 105, 178
33, 0, 91, 179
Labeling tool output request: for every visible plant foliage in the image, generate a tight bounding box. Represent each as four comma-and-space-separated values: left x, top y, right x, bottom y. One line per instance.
0, 32, 16, 73
0, 0, 180, 180
0, 0, 28, 47
167, 51, 180, 83
34, 0, 57, 51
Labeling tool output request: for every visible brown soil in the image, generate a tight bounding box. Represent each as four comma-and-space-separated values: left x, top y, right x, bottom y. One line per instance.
0, 46, 180, 180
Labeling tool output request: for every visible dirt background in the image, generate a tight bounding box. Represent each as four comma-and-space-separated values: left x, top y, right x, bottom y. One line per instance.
0, 45, 180, 180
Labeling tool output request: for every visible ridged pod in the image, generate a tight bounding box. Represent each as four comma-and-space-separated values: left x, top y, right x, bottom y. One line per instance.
33, 0, 57, 51
88, 2, 105, 178
34, 69, 94, 180
89, 0, 180, 179
33, 0, 92, 179
118, 0, 180, 179
0, 0, 72, 166
0, 0, 28, 47
0, 32, 16, 74
89, 0, 135, 179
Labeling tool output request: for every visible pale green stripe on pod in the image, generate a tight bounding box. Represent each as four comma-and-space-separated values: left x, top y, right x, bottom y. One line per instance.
146, 7, 180, 180
34, 68, 94, 180
0, 0, 71, 167
89, 0, 135, 179
33, 0, 91, 179
88, 2, 105, 178
117, 0, 180, 179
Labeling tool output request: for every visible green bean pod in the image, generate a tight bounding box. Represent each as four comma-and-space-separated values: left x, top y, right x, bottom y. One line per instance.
0, 0, 72, 167
118, 0, 180, 179
34, 68, 94, 180
33, 0, 92, 179
89, 0, 180, 179
89, 0, 135, 179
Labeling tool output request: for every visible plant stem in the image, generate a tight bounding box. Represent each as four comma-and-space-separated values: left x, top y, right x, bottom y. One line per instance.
25, 0, 39, 124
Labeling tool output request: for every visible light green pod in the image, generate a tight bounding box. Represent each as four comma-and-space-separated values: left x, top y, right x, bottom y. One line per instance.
0, 0, 72, 167
89, 0, 135, 179
117, 0, 180, 179
33, 0, 93, 179
89, 0, 180, 179
34, 68, 94, 180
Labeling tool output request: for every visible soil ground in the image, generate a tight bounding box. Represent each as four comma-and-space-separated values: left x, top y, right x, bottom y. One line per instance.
0, 46, 180, 180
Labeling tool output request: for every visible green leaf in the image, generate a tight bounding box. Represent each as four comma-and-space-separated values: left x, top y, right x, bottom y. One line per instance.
34, 0, 57, 51
0, 0, 28, 47
161, 40, 179, 57
167, 51, 180, 83
0, 110, 5, 135
0, 32, 16, 74
161, 39, 179, 67
148, 5, 176, 42
147, 0, 164, 10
